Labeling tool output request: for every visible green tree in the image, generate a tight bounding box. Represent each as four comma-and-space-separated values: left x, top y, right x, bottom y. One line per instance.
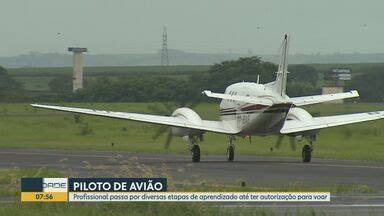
346, 71, 384, 102
48, 74, 72, 96
288, 65, 319, 86
206, 56, 277, 92
204, 57, 320, 96
0, 66, 26, 102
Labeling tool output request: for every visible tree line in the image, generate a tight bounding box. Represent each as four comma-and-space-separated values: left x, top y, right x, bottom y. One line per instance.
46, 56, 321, 103
1, 56, 383, 103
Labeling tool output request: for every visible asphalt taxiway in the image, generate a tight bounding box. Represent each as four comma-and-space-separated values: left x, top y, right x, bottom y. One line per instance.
1, 148, 383, 189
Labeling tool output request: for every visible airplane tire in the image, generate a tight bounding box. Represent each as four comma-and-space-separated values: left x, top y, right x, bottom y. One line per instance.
191, 145, 200, 162
302, 145, 312, 163
227, 146, 234, 161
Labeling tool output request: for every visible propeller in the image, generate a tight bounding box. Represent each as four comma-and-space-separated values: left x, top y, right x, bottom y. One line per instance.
274, 135, 297, 151
147, 99, 201, 149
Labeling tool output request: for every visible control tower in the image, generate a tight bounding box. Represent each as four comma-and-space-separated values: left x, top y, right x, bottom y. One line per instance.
68, 47, 87, 92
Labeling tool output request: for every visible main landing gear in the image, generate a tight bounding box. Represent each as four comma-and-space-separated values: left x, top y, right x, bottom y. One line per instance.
227, 136, 235, 161
302, 135, 315, 163
188, 135, 236, 162
191, 145, 200, 162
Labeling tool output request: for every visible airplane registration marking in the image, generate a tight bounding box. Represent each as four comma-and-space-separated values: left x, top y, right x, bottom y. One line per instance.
237, 114, 251, 127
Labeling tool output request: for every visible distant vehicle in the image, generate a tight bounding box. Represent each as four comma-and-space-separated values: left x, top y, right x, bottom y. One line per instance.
32, 34, 384, 163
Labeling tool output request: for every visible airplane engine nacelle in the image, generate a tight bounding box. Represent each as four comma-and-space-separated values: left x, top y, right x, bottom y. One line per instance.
171, 108, 204, 137
286, 107, 313, 123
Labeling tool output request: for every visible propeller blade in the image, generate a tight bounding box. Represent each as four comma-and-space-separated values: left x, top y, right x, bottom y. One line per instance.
164, 132, 173, 149
151, 99, 202, 150
152, 126, 168, 140
289, 137, 297, 151
162, 102, 175, 114
147, 103, 168, 115
188, 98, 202, 109
179, 100, 188, 108
275, 135, 284, 149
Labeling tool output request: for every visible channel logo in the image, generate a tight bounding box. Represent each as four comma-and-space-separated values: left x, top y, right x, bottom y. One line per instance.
21, 178, 68, 202
42, 178, 67, 192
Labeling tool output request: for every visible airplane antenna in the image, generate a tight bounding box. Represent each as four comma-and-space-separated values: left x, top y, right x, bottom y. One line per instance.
257, 75, 260, 84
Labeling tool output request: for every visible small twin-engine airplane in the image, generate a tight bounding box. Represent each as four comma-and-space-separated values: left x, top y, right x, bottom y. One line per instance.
32, 34, 384, 163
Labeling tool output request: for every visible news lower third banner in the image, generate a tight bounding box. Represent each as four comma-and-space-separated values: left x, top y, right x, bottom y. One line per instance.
21, 178, 330, 202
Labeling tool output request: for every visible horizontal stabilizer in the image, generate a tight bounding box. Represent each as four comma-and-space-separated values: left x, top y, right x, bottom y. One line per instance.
202, 90, 273, 106
281, 110, 384, 134
290, 90, 359, 106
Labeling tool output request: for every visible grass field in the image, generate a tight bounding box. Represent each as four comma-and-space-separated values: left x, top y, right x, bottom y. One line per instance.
0, 102, 383, 161
0, 203, 295, 216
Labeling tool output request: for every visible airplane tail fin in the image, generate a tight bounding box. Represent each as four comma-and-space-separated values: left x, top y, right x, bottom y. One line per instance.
272, 34, 290, 98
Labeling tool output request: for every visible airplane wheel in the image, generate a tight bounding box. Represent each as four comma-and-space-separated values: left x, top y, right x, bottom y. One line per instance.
227, 146, 234, 161
302, 145, 312, 163
191, 145, 200, 162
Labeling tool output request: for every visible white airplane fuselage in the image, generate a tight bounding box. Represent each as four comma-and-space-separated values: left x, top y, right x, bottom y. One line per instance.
219, 82, 292, 136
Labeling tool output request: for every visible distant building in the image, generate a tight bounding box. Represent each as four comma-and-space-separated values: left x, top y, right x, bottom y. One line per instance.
322, 86, 344, 103
68, 47, 87, 92
322, 68, 352, 103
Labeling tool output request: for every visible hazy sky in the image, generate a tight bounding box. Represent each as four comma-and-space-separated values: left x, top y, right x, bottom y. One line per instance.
1, 0, 383, 56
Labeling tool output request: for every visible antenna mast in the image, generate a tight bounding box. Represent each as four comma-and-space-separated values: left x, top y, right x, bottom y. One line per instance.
161, 26, 169, 66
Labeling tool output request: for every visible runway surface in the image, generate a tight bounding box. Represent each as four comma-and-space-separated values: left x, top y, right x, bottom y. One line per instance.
1, 148, 383, 215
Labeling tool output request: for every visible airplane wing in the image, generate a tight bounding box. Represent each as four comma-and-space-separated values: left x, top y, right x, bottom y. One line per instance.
202, 90, 273, 106
280, 111, 384, 134
290, 90, 359, 106
31, 104, 239, 134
